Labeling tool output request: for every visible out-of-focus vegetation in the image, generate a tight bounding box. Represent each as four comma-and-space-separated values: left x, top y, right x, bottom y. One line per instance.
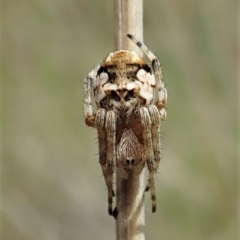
2, 0, 238, 239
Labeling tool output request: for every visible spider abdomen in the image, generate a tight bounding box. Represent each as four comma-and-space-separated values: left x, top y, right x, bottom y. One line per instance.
117, 128, 143, 179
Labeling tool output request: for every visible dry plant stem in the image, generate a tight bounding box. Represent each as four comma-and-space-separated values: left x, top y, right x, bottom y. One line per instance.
114, 0, 145, 240
114, 0, 143, 54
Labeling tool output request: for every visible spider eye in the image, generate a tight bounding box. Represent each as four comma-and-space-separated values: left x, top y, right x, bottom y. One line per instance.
141, 64, 152, 73
97, 66, 107, 75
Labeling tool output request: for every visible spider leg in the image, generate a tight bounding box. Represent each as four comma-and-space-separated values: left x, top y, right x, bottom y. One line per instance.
144, 105, 162, 206
151, 59, 167, 120
96, 109, 109, 212
127, 34, 167, 119
139, 107, 157, 212
148, 105, 161, 171
96, 109, 116, 215
127, 34, 163, 88
105, 110, 116, 215
84, 64, 101, 127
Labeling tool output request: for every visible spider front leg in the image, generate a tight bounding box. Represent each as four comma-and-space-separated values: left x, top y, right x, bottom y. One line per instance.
139, 107, 157, 212
127, 34, 167, 119
149, 56, 167, 120
96, 109, 116, 215
84, 64, 101, 127
143, 52, 167, 118
152, 61, 167, 120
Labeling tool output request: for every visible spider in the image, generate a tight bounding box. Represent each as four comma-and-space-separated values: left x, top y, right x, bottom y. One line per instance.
84, 34, 167, 216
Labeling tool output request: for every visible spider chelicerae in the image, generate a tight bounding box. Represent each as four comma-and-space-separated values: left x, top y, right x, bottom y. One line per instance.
84, 34, 167, 216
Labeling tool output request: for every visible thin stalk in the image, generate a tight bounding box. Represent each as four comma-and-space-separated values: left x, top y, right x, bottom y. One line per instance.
114, 1, 145, 240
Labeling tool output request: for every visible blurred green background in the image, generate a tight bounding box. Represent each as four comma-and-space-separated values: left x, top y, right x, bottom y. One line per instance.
2, 0, 238, 239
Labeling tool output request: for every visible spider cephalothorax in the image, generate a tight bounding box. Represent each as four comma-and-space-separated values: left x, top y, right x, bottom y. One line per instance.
93, 50, 155, 117
84, 34, 167, 216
